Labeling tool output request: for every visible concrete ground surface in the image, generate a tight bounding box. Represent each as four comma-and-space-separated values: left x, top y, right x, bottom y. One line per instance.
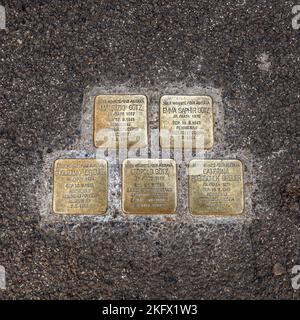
0, 0, 299, 299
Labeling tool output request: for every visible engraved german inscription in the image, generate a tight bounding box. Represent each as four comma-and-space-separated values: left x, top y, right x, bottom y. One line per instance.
94, 94, 148, 149
189, 159, 244, 215
53, 159, 107, 214
160, 95, 214, 149
122, 159, 177, 214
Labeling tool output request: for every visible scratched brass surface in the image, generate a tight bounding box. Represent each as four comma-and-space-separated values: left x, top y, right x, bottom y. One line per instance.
53, 159, 107, 215
160, 95, 214, 150
189, 159, 244, 215
94, 94, 148, 149
122, 158, 177, 214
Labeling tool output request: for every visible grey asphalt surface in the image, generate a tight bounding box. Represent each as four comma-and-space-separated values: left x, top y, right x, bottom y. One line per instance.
0, 0, 299, 299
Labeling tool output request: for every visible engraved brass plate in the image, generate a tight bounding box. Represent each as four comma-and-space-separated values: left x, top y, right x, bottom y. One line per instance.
94, 94, 148, 149
189, 159, 244, 215
160, 95, 214, 149
53, 159, 107, 214
122, 159, 177, 214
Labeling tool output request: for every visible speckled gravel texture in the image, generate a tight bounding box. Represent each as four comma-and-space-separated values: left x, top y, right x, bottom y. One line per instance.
0, 0, 299, 299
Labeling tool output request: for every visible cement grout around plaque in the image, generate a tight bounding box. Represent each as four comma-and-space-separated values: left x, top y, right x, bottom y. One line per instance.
37, 83, 254, 229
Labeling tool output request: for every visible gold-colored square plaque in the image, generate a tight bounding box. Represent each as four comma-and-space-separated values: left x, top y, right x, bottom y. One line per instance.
53, 159, 107, 215
94, 94, 148, 149
160, 95, 214, 149
189, 159, 244, 215
122, 159, 177, 214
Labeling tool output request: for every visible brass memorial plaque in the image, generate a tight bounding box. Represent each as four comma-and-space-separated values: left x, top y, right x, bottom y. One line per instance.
160, 95, 214, 149
189, 159, 244, 215
122, 159, 177, 214
94, 94, 148, 149
53, 159, 107, 214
